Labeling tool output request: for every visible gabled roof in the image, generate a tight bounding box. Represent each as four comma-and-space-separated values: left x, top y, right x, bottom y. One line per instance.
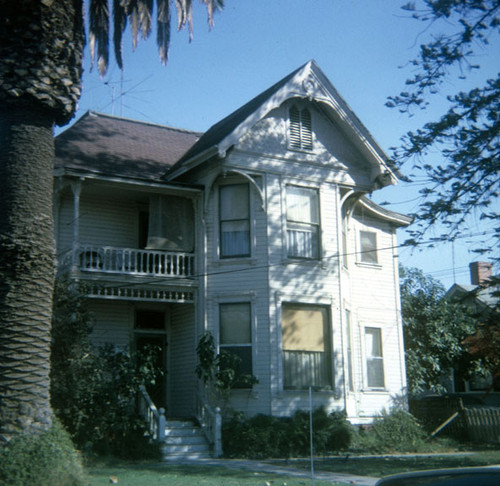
55, 111, 200, 181
165, 60, 401, 184
447, 279, 500, 313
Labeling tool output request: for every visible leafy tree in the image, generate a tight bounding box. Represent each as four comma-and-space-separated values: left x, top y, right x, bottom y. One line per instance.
0, 1, 221, 443
461, 278, 500, 391
400, 266, 478, 395
387, 1, 499, 258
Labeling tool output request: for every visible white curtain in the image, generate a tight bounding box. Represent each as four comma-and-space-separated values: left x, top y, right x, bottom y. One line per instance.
147, 195, 194, 251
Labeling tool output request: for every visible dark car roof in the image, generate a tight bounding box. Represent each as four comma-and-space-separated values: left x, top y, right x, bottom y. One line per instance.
375, 466, 500, 486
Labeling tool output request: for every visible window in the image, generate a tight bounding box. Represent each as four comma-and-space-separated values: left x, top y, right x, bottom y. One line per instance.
359, 230, 378, 264
289, 105, 313, 150
365, 327, 384, 388
286, 185, 320, 259
219, 303, 252, 386
219, 184, 250, 258
281, 304, 331, 389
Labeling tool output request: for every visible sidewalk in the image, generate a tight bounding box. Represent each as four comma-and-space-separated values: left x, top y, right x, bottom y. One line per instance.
179, 458, 379, 485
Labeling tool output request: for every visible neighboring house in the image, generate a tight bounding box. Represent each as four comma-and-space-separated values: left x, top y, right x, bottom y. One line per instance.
446, 262, 500, 395
54, 61, 411, 433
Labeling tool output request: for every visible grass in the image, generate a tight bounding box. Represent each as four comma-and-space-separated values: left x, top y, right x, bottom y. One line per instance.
273, 449, 500, 478
86, 449, 500, 485
87, 463, 343, 486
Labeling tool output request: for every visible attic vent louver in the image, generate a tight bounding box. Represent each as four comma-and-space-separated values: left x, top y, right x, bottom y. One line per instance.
289, 105, 313, 151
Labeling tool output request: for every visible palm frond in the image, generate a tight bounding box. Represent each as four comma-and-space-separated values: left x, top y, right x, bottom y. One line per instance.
156, 0, 171, 65
201, 0, 223, 29
175, 0, 193, 40
138, 0, 153, 40
113, 0, 127, 69
89, 0, 110, 76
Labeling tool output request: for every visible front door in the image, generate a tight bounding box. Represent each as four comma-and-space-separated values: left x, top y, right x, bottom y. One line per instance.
135, 310, 167, 409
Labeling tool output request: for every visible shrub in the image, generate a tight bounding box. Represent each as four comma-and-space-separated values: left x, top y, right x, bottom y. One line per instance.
222, 407, 353, 459
354, 409, 428, 453
0, 420, 86, 486
51, 279, 162, 459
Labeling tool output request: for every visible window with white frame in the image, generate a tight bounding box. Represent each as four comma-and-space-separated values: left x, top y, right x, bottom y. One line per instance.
286, 185, 320, 259
219, 183, 250, 258
219, 303, 253, 387
365, 327, 385, 388
289, 105, 313, 150
359, 230, 378, 264
281, 303, 331, 389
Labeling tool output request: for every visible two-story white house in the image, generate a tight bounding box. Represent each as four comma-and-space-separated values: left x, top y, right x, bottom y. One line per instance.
54, 61, 411, 454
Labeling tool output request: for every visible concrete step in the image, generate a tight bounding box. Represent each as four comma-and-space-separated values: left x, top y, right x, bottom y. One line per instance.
162, 420, 211, 460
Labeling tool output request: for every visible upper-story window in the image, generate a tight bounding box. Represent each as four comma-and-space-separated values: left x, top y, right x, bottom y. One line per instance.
219, 183, 250, 258
289, 105, 313, 151
359, 230, 378, 264
286, 185, 320, 259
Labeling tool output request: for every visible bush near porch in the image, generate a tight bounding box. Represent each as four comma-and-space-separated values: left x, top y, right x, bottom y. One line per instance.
222, 407, 353, 458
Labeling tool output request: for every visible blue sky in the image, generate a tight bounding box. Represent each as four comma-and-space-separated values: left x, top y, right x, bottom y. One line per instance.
66, 0, 499, 288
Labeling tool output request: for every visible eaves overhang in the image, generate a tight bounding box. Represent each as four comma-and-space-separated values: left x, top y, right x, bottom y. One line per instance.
54, 167, 203, 194
358, 196, 413, 227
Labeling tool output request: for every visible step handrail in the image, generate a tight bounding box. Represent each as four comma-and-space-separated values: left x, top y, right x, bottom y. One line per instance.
138, 385, 166, 442
196, 391, 222, 457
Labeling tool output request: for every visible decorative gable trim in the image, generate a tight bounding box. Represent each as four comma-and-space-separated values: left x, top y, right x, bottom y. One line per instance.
166, 61, 401, 188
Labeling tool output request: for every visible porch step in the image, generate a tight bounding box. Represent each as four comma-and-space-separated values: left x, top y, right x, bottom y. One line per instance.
162, 420, 211, 460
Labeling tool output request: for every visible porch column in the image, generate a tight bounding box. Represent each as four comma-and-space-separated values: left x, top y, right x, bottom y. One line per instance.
69, 179, 82, 271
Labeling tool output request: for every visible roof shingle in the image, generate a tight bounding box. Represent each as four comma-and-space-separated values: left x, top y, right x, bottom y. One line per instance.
55, 111, 201, 180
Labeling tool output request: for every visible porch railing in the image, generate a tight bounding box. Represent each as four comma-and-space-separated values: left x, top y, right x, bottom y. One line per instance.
138, 385, 166, 442
77, 245, 195, 278
196, 391, 222, 457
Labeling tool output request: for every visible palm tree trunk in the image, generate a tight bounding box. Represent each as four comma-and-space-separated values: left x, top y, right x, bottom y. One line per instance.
0, 106, 56, 442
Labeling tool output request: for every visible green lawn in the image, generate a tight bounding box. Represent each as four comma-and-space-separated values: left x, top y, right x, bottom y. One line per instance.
275, 450, 500, 478
87, 463, 343, 486
87, 450, 500, 486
